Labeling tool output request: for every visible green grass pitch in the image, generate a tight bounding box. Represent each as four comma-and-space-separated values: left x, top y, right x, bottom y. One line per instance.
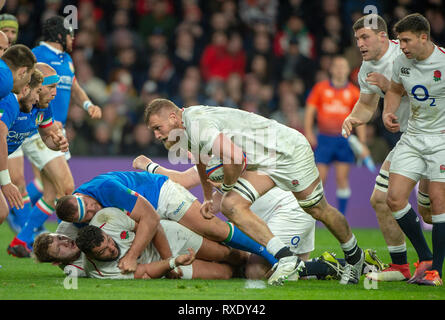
0, 221, 444, 301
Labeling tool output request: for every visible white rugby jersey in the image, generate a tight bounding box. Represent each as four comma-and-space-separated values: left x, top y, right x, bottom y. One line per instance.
392, 45, 445, 135
83, 208, 160, 279
181, 105, 309, 168
357, 40, 410, 132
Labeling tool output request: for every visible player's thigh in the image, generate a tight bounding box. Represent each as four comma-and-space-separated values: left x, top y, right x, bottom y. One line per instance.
196, 237, 231, 262
42, 156, 74, 195
179, 199, 230, 241
191, 260, 233, 280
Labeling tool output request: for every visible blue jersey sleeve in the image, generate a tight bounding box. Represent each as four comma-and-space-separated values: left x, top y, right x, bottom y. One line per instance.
0, 93, 19, 129
0, 61, 13, 100
93, 180, 139, 213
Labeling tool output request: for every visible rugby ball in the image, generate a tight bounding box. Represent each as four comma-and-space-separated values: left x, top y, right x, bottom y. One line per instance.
205, 153, 247, 182
206, 157, 224, 182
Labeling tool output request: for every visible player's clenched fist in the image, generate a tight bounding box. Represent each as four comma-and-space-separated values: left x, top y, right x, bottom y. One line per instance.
133, 155, 152, 171
118, 255, 138, 274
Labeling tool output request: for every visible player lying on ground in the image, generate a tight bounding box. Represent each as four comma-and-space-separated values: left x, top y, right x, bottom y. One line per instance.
34, 207, 248, 279
55, 170, 280, 273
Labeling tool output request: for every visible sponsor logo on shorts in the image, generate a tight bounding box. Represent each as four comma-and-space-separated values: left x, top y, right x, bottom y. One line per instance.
290, 235, 301, 248
440, 164, 445, 173
173, 201, 186, 215
291, 179, 299, 186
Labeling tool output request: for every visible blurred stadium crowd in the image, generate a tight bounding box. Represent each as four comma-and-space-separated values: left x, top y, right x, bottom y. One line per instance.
3, 0, 445, 161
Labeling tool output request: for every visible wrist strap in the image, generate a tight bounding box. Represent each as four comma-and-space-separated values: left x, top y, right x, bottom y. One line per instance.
82, 100, 93, 111
0, 169, 11, 186
169, 257, 176, 270
145, 162, 160, 174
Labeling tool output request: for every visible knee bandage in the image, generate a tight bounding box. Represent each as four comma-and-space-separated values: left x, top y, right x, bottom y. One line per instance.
232, 178, 260, 203
374, 169, 389, 192
417, 190, 431, 209
298, 182, 324, 209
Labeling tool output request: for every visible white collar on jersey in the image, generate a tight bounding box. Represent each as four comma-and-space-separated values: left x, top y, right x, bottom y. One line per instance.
40, 41, 64, 55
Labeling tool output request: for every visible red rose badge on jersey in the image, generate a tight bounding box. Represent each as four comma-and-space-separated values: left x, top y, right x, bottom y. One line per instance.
120, 231, 129, 240
434, 70, 441, 82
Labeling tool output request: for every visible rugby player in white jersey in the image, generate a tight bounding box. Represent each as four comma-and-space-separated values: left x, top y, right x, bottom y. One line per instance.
74, 207, 244, 280
144, 98, 366, 285
342, 14, 433, 282
132, 154, 317, 279
382, 13, 445, 286
33, 208, 248, 280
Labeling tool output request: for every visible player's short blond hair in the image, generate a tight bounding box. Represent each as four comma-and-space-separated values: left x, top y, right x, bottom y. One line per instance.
353, 14, 387, 34
144, 98, 180, 125
29, 68, 43, 89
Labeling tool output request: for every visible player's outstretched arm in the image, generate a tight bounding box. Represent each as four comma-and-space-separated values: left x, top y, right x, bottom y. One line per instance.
134, 248, 196, 279
132, 155, 201, 189
382, 80, 404, 133
118, 197, 160, 274
342, 92, 380, 137
70, 78, 102, 119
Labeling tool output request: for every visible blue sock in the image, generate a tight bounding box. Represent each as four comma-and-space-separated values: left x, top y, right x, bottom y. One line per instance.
13, 194, 32, 228
432, 218, 445, 277
27, 179, 43, 206
17, 198, 54, 247
336, 188, 351, 215
223, 222, 278, 266
394, 205, 433, 262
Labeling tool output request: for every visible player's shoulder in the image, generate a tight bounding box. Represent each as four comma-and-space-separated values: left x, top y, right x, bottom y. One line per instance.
91, 207, 132, 228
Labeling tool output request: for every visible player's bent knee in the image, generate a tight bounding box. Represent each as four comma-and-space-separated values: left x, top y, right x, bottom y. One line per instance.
297, 182, 324, 211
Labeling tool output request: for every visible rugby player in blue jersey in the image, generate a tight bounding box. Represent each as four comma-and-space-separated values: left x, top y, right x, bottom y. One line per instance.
7, 16, 102, 239
0, 69, 68, 227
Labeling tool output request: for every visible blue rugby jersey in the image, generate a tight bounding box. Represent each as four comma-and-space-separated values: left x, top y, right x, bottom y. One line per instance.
32, 42, 74, 126
4, 95, 54, 154
75, 171, 169, 214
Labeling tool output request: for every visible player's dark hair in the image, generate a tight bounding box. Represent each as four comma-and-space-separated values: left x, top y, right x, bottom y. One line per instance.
75, 225, 105, 257
144, 98, 179, 124
353, 14, 387, 34
1, 44, 36, 71
394, 13, 430, 39
33, 233, 56, 263
42, 16, 74, 51
55, 195, 78, 222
